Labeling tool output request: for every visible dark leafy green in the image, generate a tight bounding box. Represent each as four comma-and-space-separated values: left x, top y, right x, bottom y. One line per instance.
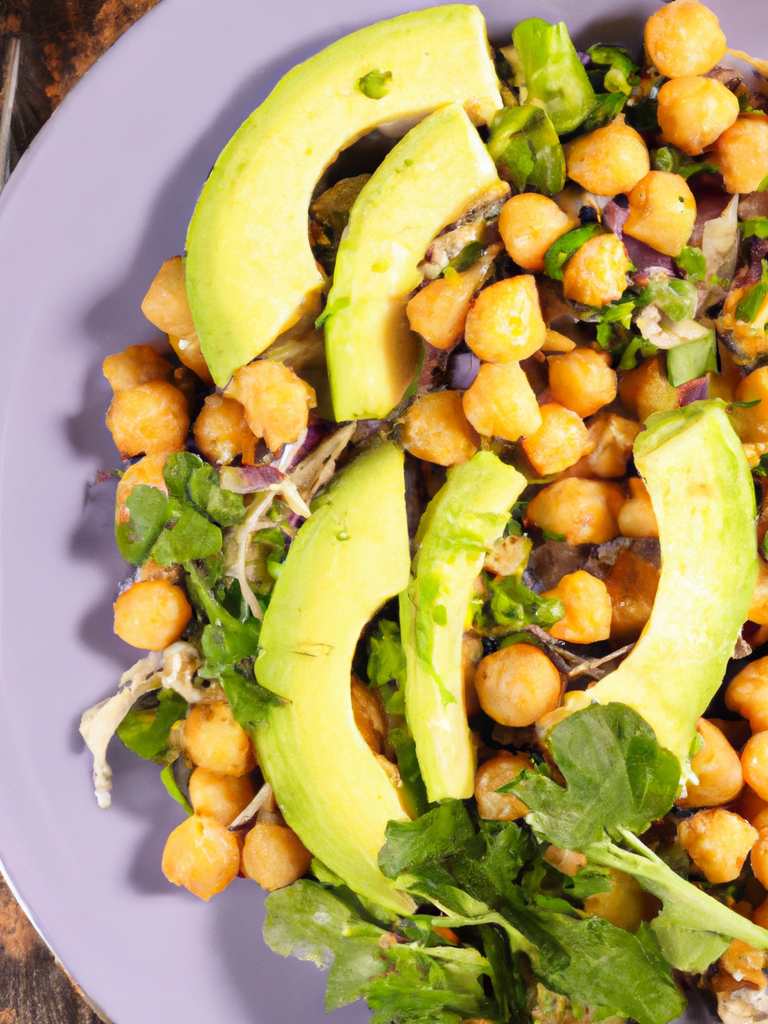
389, 728, 430, 819
444, 242, 484, 275
116, 687, 188, 761
586, 44, 639, 97
379, 800, 474, 879
474, 573, 564, 636
543, 223, 603, 281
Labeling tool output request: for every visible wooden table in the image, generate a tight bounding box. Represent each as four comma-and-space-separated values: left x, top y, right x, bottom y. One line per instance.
0, 6, 159, 1018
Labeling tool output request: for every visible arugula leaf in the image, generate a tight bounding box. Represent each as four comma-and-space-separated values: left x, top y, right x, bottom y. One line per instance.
736, 259, 768, 324
160, 762, 193, 815
379, 800, 474, 879
543, 224, 603, 281
635, 277, 698, 322
742, 217, 768, 239
115, 484, 169, 565
676, 245, 707, 282
116, 687, 187, 761
504, 704, 679, 848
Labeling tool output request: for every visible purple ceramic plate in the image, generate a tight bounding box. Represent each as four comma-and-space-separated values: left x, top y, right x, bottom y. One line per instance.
0, 0, 762, 1021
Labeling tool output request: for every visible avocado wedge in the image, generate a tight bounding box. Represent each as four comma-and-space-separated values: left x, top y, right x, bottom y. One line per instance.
254, 441, 414, 914
186, 5, 501, 387
575, 401, 758, 767
400, 452, 527, 802
324, 103, 500, 421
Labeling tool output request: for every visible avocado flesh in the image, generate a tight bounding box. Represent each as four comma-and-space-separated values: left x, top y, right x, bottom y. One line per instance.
582, 401, 758, 767
400, 452, 527, 802
185, 5, 501, 387
325, 103, 500, 420
254, 442, 414, 914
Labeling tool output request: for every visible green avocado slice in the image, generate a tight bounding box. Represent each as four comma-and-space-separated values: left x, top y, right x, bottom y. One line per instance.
400, 452, 527, 802
254, 441, 415, 914
185, 5, 502, 387
324, 103, 500, 421
577, 400, 758, 767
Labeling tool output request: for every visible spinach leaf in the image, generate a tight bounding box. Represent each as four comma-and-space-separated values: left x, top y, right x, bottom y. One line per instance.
379, 800, 474, 879
115, 484, 169, 565
164, 451, 246, 526
185, 562, 262, 682
220, 667, 283, 736
116, 687, 187, 762
543, 224, 603, 281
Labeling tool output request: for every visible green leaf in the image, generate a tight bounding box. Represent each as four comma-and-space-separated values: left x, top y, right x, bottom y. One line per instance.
754, 453, 768, 477
742, 217, 768, 239
479, 573, 564, 635
160, 763, 193, 815
115, 484, 169, 565
758, 173, 768, 193
479, 924, 530, 1024
151, 506, 223, 566
163, 451, 199, 499
487, 105, 565, 195
580, 91, 626, 132
505, 703, 679, 849
378, 800, 474, 879
185, 562, 262, 683
389, 728, 430, 820
116, 687, 188, 761
186, 462, 246, 526
357, 69, 392, 99
675, 245, 707, 282
651, 145, 717, 180
666, 331, 717, 387
587, 44, 639, 83
561, 867, 612, 900
512, 19, 596, 134
736, 259, 768, 324
444, 241, 484, 275
367, 619, 406, 713
636, 277, 698, 322
543, 223, 603, 281
617, 335, 658, 371
219, 666, 282, 736
651, 917, 730, 973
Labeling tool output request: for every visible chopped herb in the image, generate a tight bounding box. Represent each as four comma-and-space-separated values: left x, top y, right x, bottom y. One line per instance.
651, 144, 718, 180
758, 173, 768, 193
542, 530, 566, 542
742, 217, 768, 239
543, 222, 603, 281
636, 277, 698, 322
357, 69, 392, 99
736, 259, 768, 323
675, 245, 707, 282
442, 241, 484, 275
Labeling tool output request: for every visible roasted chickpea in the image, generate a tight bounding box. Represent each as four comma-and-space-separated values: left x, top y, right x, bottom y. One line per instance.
142, 255, 195, 337
543, 845, 587, 876
543, 570, 612, 644
678, 808, 757, 883
562, 234, 632, 307
645, 0, 726, 79
577, 414, 640, 479
619, 355, 679, 423
735, 788, 768, 832
350, 676, 386, 754
462, 635, 484, 719
115, 452, 169, 525
483, 535, 532, 577
193, 395, 258, 466
162, 813, 241, 900
463, 362, 542, 441
464, 276, 546, 362
225, 360, 317, 452
713, 116, 768, 195
189, 767, 256, 827
618, 477, 659, 538
521, 403, 595, 476
583, 868, 659, 931
657, 76, 739, 157
604, 548, 659, 644
102, 345, 172, 393
676, 719, 744, 809
498, 194, 577, 272
241, 822, 313, 891
525, 478, 624, 545
113, 579, 192, 651
184, 701, 257, 777
734, 368, 768, 443
750, 559, 768, 627
564, 116, 650, 197
727, 658, 768, 734
624, 172, 697, 258
105, 378, 190, 458
402, 391, 480, 466
406, 248, 496, 350
750, 829, 768, 889
719, 939, 768, 988
474, 752, 532, 820
474, 643, 561, 728
548, 348, 617, 419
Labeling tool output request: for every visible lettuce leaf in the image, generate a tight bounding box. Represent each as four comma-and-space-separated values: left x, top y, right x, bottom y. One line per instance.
116, 687, 187, 762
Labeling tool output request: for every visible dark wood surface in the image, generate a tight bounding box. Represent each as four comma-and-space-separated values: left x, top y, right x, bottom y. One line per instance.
1, 4, 159, 1019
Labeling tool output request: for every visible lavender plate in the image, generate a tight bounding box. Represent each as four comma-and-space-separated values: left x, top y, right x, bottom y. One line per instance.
0, 0, 760, 1021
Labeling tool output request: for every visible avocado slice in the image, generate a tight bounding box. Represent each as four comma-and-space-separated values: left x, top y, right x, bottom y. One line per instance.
254, 441, 414, 914
186, 5, 502, 387
324, 103, 500, 421
400, 452, 527, 802
577, 401, 758, 767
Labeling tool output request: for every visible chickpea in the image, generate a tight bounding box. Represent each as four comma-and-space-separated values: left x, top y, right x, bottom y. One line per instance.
193, 395, 258, 467
750, 828, 768, 889
578, 414, 640, 479
583, 868, 659, 931
102, 345, 172, 393
562, 234, 631, 308
402, 391, 480, 466
350, 676, 386, 754
105, 379, 190, 458
678, 808, 757, 883
645, 0, 726, 79
521, 403, 595, 477
115, 452, 169, 525
727, 659, 768, 734
462, 634, 483, 719
754, 898, 768, 929
189, 767, 256, 827
162, 813, 241, 900
713, 116, 768, 195
542, 570, 612, 644
241, 821, 313, 891
618, 477, 659, 539
225, 360, 317, 452
734, 368, 768, 444
605, 548, 659, 644
113, 579, 192, 651
406, 250, 495, 350
624, 172, 697, 258
742, 732, 768, 802
524, 478, 624, 545
564, 116, 650, 197
657, 76, 739, 157
735, 788, 768, 832
708, 718, 751, 750
464, 276, 546, 363
184, 701, 257, 777
474, 752, 532, 820
474, 643, 561, 728
462, 362, 542, 442
483, 535, 532, 577
142, 256, 195, 337
676, 719, 744, 809
548, 348, 617, 419
618, 354, 679, 424
543, 845, 587, 876
750, 559, 768, 627
498, 194, 577, 273
719, 938, 768, 988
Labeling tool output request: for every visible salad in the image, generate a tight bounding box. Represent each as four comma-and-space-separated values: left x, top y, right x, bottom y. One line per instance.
79, 2, 768, 1022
